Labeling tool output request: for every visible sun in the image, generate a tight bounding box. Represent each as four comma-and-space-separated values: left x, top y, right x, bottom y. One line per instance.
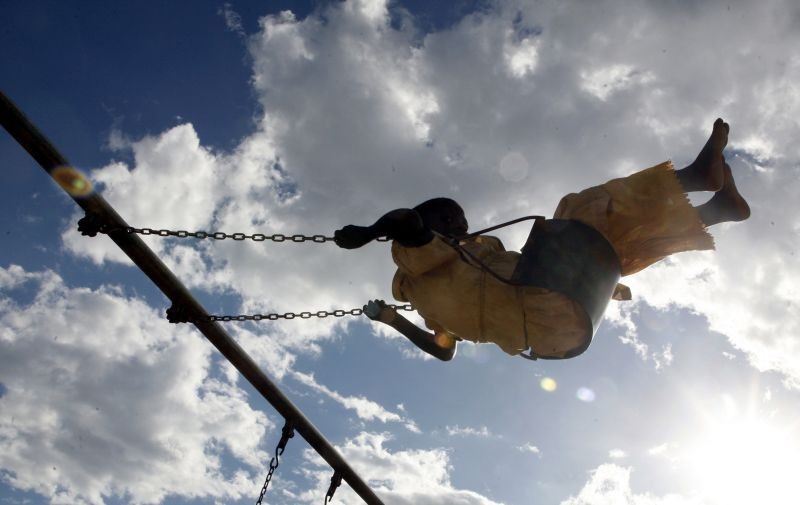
685, 400, 800, 505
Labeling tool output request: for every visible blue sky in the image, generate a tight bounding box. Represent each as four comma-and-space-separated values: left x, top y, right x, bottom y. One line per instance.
2, 1, 800, 504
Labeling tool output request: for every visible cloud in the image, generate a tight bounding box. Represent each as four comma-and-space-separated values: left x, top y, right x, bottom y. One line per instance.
59, 0, 800, 390
648, 443, 670, 456
0, 266, 272, 504
29, 0, 800, 500
504, 30, 540, 78
295, 431, 503, 504
62, 124, 227, 273
219, 2, 246, 37
580, 64, 655, 101
560, 464, 702, 505
517, 442, 541, 455
290, 371, 418, 430
445, 425, 494, 438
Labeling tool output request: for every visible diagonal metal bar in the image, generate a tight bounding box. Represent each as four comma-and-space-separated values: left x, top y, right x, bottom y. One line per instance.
0, 91, 384, 505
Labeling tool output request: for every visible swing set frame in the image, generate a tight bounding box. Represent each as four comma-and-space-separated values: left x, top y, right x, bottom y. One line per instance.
0, 91, 385, 505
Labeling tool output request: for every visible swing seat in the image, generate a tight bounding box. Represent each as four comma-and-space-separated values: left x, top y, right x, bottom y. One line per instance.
510, 219, 621, 360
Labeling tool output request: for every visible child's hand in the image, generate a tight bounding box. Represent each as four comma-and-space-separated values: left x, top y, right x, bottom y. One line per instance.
334, 225, 374, 249
363, 299, 396, 324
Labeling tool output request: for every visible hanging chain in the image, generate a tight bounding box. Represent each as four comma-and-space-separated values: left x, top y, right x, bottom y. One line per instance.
256, 421, 295, 505
325, 471, 343, 504
78, 214, 390, 243
167, 304, 414, 324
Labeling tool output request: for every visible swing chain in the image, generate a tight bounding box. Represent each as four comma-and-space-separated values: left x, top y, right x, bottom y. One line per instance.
325, 471, 343, 504
78, 214, 390, 243
167, 304, 414, 324
256, 421, 295, 505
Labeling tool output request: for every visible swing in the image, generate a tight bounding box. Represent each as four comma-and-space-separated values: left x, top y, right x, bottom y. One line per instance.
442, 217, 621, 360
81, 212, 622, 361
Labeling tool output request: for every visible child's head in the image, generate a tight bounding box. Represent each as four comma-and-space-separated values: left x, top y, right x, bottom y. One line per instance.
413, 197, 469, 237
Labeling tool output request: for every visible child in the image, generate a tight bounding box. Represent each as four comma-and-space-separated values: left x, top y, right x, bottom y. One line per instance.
334, 119, 750, 361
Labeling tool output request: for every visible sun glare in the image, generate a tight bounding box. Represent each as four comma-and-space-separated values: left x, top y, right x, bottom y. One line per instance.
687, 409, 800, 505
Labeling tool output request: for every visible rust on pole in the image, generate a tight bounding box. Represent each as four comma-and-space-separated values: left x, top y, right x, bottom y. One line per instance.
0, 91, 384, 505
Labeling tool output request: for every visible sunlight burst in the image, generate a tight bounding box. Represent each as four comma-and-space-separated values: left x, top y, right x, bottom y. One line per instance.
687, 407, 800, 505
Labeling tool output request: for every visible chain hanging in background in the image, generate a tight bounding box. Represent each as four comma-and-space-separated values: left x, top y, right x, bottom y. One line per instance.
256, 422, 295, 505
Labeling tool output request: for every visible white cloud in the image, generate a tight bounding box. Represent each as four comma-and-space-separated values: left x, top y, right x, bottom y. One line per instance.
627, 240, 800, 388
517, 442, 541, 455
580, 64, 656, 101
732, 135, 778, 165
648, 443, 670, 456
0, 266, 271, 504
28, 1, 800, 501
62, 124, 225, 270
653, 344, 674, 371
291, 371, 416, 430
347, 0, 389, 26
560, 464, 701, 505
504, 34, 539, 78
296, 432, 503, 504
219, 2, 245, 36
65, 0, 800, 392
605, 304, 674, 370
608, 449, 627, 459
241, 0, 800, 393
445, 425, 494, 438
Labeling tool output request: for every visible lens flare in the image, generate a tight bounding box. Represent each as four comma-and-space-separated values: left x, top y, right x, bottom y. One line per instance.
52, 166, 93, 197
576, 387, 596, 402
498, 151, 529, 182
539, 377, 557, 392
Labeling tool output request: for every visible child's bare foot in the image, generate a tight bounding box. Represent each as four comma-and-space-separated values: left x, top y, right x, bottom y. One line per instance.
697, 163, 751, 226
677, 118, 728, 192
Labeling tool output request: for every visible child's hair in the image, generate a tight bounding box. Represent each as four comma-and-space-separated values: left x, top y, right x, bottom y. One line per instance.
413, 197, 464, 228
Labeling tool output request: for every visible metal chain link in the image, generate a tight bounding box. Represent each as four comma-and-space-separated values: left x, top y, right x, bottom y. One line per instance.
93, 222, 390, 243
207, 304, 413, 323
256, 422, 295, 505
166, 303, 414, 324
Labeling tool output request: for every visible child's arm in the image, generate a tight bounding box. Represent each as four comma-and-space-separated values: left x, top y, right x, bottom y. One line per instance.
364, 300, 457, 361
334, 209, 434, 249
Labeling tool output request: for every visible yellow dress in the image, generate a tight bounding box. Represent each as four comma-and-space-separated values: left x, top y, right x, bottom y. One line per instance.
391, 161, 714, 358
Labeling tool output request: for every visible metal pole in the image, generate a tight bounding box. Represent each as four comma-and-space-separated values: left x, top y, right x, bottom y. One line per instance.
0, 91, 385, 505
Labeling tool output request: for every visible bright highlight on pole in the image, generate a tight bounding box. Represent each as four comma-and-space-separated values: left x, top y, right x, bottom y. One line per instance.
52, 166, 93, 197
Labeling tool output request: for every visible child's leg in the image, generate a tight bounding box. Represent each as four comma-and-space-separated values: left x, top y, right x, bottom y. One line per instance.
669, 118, 750, 225
674, 118, 728, 193
671, 118, 750, 226
695, 162, 751, 225
549, 118, 750, 276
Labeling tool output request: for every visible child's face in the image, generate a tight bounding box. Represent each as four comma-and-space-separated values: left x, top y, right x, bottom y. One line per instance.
449, 208, 469, 236
433, 206, 468, 237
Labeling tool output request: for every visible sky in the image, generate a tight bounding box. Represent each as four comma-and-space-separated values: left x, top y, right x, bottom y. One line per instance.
1, 0, 800, 504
